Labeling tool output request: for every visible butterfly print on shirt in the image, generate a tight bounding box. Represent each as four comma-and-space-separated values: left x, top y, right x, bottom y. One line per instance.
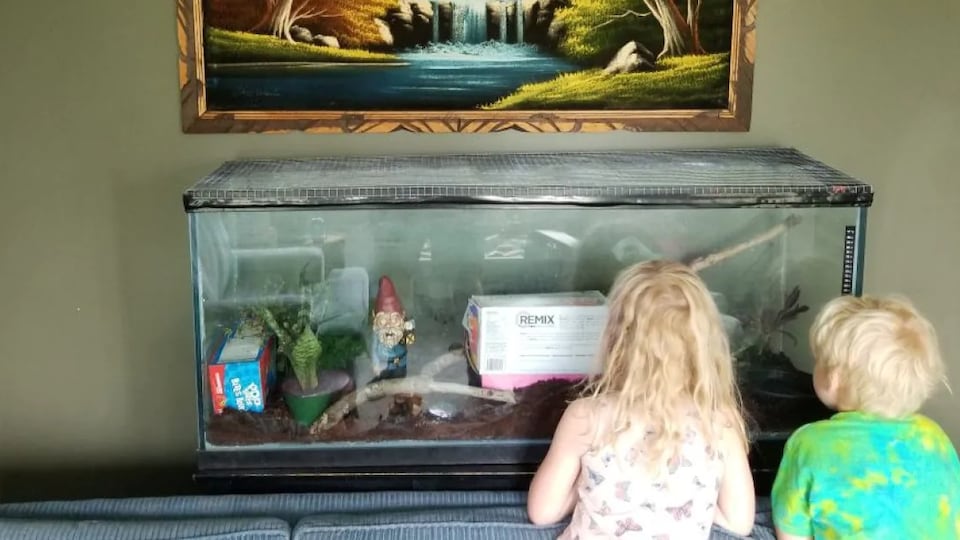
586, 467, 605, 491
614, 518, 643, 536
615, 481, 631, 502
667, 453, 692, 474
598, 501, 612, 516
665, 500, 693, 521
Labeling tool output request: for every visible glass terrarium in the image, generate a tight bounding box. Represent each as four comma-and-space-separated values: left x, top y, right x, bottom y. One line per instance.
182, 148, 872, 492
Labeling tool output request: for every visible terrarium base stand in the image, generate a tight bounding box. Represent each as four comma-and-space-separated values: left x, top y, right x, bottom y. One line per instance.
310, 351, 516, 433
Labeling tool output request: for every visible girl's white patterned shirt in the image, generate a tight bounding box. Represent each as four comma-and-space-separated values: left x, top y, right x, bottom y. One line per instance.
559, 418, 724, 540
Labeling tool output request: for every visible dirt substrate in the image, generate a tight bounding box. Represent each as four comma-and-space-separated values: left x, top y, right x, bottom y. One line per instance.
205, 377, 831, 447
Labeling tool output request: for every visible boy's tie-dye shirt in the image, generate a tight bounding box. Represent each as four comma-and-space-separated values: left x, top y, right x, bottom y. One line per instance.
771, 411, 960, 539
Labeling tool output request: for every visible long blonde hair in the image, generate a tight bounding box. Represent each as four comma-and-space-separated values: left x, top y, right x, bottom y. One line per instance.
582, 260, 748, 467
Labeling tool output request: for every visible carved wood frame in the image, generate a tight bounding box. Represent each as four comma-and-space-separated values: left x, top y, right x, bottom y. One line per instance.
177, 0, 756, 134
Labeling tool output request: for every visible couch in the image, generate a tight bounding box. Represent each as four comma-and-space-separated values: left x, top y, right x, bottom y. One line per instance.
0, 490, 775, 539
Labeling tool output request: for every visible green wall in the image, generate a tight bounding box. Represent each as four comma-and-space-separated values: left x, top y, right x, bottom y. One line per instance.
0, 0, 957, 481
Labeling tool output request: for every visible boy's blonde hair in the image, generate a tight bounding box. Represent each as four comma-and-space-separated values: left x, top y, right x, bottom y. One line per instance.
582, 260, 748, 468
810, 294, 946, 418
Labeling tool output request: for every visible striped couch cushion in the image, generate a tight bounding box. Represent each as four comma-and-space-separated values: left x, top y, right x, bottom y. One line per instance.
0, 491, 527, 523
292, 506, 565, 540
0, 492, 774, 539
0, 517, 289, 540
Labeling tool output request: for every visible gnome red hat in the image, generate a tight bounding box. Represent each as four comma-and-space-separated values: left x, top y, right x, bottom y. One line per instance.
375, 276, 404, 314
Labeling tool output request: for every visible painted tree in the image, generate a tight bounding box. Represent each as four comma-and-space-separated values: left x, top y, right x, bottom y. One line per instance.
639, 0, 703, 58
310, 0, 399, 48
587, 0, 704, 59
249, 0, 398, 48
686, 0, 703, 53
250, 0, 340, 42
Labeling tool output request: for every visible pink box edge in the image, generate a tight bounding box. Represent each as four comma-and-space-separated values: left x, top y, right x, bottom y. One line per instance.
480, 373, 586, 391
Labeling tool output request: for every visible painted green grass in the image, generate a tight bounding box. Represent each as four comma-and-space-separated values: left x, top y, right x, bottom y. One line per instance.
484, 54, 729, 110
555, 0, 734, 66
205, 28, 398, 64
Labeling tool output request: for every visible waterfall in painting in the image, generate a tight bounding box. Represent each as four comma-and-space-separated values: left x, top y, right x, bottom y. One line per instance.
451, 0, 488, 44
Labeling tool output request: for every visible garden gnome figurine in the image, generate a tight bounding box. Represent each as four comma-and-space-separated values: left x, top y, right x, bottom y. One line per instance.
372, 276, 415, 379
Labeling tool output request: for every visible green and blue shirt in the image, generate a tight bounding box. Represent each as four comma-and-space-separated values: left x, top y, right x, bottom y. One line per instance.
772, 411, 960, 539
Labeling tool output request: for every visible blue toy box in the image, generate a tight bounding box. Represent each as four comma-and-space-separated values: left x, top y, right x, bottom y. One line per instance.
207, 322, 276, 415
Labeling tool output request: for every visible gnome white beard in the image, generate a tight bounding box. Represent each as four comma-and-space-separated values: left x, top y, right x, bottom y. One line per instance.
374, 311, 405, 347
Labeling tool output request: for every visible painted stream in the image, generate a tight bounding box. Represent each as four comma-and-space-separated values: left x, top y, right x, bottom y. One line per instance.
206, 42, 577, 111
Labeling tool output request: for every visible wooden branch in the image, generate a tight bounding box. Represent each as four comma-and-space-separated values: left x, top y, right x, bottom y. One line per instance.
418, 350, 464, 378
688, 215, 801, 273
309, 351, 516, 433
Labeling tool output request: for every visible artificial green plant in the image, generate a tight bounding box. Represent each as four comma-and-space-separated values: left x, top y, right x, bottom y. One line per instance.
248, 265, 328, 392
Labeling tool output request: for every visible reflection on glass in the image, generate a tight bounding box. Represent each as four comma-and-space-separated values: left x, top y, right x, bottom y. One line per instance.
192, 205, 859, 450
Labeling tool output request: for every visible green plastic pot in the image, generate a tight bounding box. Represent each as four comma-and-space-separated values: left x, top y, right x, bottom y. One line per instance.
281, 369, 353, 426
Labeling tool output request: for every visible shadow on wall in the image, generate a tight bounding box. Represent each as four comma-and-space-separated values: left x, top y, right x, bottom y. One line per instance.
108, 169, 200, 463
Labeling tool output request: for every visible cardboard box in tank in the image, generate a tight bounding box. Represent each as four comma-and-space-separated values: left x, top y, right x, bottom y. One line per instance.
462, 291, 607, 390
207, 321, 276, 415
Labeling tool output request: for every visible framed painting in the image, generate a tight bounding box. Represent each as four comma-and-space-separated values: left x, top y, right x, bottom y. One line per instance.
177, 0, 756, 133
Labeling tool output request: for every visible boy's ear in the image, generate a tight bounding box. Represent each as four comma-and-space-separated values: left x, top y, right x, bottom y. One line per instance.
827, 369, 841, 395
814, 363, 843, 410
826, 368, 853, 411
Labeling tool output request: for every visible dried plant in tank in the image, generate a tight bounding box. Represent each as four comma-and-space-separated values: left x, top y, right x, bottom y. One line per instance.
744, 286, 808, 354
736, 284, 813, 399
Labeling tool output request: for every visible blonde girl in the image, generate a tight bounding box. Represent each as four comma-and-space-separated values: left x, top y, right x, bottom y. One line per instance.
528, 260, 755, 539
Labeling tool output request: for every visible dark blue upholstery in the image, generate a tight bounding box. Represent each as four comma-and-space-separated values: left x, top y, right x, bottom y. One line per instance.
0, 517, 289, 540
0, 491, 775, 539
292, 506, 565, 540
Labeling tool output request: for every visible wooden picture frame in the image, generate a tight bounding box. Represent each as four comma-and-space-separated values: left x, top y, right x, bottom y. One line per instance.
177, 0, 756, 134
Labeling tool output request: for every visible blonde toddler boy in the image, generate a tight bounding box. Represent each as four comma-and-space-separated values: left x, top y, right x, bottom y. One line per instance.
771, 295, 960, 539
